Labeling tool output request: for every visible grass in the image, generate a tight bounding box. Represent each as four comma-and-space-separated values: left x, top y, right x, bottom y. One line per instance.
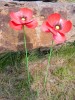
0, 51, 24, 71
65, 0, 75, 2
0, 42, 75, 100
58, 0, 75, 2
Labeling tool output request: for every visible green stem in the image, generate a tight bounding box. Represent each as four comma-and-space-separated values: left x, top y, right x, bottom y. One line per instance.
23, 26, 30, 87
44, 41, 53, 88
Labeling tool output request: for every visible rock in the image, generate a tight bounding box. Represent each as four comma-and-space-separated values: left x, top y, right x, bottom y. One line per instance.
0, 1, 75, 53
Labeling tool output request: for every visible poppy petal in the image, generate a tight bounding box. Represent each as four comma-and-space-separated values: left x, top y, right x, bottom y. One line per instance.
20, 8, 33, 20
10, 12, 21, 24
25, 19, 38, 28
41, 21, 50, 32
53, 32, 66, 44
60, 19, 72, 33
9, 21, 22, 30
47, 13, 60, 26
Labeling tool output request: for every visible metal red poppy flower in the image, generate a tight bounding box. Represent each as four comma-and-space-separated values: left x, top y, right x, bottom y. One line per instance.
9, 8, 38, 30
41, 13, 72, 44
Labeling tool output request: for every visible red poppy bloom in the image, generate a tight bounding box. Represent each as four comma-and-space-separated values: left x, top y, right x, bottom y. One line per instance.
41, 13, 72, 44
9, 8, 38, 30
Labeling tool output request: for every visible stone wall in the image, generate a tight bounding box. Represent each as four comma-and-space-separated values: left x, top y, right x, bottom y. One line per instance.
0, 1, 75, 53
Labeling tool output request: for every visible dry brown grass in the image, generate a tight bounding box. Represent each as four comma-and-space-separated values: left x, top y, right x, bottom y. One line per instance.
0, 43, 75, 100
